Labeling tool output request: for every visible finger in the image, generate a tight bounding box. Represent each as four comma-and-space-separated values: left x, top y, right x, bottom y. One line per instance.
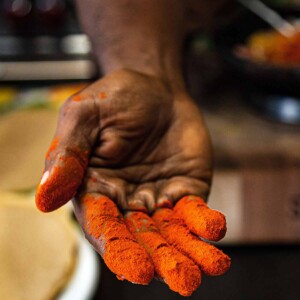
130, 184, 156, 213
83, 170, 133, 210
124, 211, 202, 296
127, 196, 147, 212
153, 208, 231, 276
73, 193, 154, 285
36, 97, 99, 212
174, 196, 227, 241
157, 177, 210, 208
156, 195, 173, 209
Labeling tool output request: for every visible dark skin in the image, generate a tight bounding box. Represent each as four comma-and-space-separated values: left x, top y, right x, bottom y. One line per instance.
72, 70, 212, 211
36, 0, 232, 287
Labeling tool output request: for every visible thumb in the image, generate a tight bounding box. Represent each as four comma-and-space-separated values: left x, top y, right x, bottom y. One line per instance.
36, 97, 99, 212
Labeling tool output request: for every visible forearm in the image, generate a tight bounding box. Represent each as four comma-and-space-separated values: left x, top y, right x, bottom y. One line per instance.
75, 0, 186, 91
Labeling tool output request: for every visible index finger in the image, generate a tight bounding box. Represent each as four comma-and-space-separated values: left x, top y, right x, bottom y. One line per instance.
73, 193, 154, 285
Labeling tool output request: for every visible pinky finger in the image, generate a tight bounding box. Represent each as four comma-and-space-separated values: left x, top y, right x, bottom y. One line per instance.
153, 208, 231, 276
174, 196, 227, 241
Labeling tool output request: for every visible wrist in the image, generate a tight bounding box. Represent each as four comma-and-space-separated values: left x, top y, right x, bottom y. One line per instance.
75, 0, 187, 92
95, 41, 185, 93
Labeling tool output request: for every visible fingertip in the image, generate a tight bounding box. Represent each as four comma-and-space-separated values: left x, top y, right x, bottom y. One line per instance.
40, 170, 50, 185
175, 196, 227, 241
35, 179, 69, 213
203, 210, 227, 241
125, 211, 201, 295
154, 247, 202, 296
153, 207, 231, 277
104, 239, 154, 285
209, 251, 231, 276
36, 155, 86, 212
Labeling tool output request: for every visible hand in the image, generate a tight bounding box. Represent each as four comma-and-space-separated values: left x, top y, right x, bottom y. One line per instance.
36, 69, 213, 212
35, 69, 230, 296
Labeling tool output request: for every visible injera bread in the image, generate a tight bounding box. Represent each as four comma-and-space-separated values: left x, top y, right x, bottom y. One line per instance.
0, 196, 78, 300
0, 109, 58, 191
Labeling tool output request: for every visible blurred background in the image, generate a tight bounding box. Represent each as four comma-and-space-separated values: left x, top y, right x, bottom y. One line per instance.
0, 0, 299, 299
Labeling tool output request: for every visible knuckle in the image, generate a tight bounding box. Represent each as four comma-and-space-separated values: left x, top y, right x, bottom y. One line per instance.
59, 97, 77, 116
59, 93, 91, 121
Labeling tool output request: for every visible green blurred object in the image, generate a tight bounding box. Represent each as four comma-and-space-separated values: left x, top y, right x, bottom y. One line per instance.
16, 88, 50, 110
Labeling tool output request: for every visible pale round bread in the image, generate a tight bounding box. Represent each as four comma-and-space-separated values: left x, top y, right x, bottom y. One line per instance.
0, 197, 78, 300
0, 189, 73, 218
0, 109, 58, 191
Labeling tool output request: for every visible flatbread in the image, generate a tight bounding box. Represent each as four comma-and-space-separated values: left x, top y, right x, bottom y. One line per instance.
0, 196, 78, 300
0, 189, 73, 218
0, 109, 58, 191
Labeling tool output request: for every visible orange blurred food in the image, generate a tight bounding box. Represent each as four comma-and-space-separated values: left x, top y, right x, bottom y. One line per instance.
236, 29, 300, 67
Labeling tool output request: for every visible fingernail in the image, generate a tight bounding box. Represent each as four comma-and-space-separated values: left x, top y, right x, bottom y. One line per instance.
128, 200, 147, 212
157, 198, 172, 208
40, 170, 49, 185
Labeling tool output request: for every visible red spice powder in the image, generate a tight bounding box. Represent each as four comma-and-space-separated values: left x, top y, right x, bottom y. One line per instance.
153, 208, 231, 276
36, 155, 86, 212
125, 211, 202, 296
72, 95, 82, 102
90, 176, 97, 183
98, 92, 107, 99
83, 194, 154, 285
45, 137, 59, 159
174, 196, 227, 241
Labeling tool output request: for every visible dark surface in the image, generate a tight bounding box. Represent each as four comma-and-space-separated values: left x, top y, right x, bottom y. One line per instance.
214, 9, 300, 96
92, 245, 300, 300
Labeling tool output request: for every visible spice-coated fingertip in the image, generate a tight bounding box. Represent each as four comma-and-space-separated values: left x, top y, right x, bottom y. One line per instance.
153, 208, 231, 276
104, 239, 155, 285
175, 196, 227, 241
36, 156, 85, 213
